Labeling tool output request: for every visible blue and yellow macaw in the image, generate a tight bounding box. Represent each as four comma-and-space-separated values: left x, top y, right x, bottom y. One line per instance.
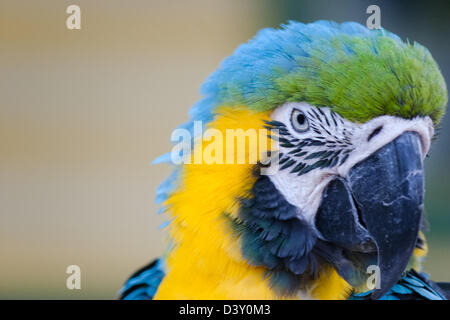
120, 21, 449, 300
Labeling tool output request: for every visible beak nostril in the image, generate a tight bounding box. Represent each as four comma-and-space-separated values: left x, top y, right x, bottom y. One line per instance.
367, 125, 383, 142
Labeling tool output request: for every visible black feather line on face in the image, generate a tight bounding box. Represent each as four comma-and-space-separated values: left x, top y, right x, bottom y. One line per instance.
265, 110, 354, 176
330, 111, 339, 127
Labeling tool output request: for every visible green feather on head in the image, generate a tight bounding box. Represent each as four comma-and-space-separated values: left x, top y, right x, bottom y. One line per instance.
207, 21, 447, 125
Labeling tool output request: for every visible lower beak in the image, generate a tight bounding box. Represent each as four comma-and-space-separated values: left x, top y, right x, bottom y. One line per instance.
315, 131, 425, 299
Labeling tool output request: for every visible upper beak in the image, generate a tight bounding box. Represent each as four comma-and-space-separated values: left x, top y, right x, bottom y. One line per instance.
315, 131, 425, 299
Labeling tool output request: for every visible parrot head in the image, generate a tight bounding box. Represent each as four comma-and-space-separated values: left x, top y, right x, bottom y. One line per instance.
155, 21, 447, 299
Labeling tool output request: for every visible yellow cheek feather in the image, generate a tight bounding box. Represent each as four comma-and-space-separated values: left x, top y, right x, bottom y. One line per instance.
409, 231, 428, 271
154, 106, 351, 300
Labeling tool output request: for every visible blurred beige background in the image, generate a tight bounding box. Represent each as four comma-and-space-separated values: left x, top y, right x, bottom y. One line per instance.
1, 0, 449, 299
0, 0, 268, 299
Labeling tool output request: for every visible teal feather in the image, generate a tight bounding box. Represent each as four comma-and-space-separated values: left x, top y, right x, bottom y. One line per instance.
349, 269, 446, 300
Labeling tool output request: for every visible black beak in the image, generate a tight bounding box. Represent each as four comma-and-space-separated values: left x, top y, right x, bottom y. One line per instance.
315, 131, 424, 299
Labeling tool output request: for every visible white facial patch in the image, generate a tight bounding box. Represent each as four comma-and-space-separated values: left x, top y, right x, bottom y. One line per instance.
267, 102, 434, 224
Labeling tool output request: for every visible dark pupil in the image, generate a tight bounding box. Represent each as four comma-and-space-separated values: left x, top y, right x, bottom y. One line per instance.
296, 113, 305, 125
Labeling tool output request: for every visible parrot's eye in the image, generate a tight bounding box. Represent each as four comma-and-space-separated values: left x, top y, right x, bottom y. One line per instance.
291, 109, 309, 133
